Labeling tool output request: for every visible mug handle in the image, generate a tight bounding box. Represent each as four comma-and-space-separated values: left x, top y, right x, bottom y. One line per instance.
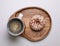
17, 13, 23, 19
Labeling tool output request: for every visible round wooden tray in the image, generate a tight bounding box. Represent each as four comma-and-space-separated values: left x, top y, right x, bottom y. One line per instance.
10, 7, 52, 42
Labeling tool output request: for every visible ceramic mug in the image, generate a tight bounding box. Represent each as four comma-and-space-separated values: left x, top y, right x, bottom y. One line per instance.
7, 17, 25, 36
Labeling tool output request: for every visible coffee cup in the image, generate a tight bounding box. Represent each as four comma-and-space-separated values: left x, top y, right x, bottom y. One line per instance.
7, 18, 25, 36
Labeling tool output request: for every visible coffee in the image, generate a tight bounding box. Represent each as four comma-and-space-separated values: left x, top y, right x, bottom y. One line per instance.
7, 18, 24, 36
9, 21, 21, 34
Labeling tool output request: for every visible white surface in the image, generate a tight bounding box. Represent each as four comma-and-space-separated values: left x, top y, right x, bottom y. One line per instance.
0, 0, 60, 46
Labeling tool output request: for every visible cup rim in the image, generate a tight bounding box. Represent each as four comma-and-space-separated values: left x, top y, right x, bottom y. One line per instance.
7, 18, 25, 36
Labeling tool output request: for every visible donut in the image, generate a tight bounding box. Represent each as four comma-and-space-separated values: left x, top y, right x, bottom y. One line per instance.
29, 15, 46, 32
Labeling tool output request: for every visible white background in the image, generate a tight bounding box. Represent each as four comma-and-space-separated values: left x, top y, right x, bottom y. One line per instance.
0, 0, 60, 46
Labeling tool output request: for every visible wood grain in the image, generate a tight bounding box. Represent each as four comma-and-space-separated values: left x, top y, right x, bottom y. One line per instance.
10, 7, 52, 42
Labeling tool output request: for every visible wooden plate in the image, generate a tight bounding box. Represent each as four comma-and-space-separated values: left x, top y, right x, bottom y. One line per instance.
10, 7, 52, 42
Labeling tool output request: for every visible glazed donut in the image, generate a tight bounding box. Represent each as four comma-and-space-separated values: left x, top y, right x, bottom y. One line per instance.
29, 15, 46, 32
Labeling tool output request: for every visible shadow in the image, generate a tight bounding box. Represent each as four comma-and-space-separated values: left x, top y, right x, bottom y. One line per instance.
6, 33, 19, 42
